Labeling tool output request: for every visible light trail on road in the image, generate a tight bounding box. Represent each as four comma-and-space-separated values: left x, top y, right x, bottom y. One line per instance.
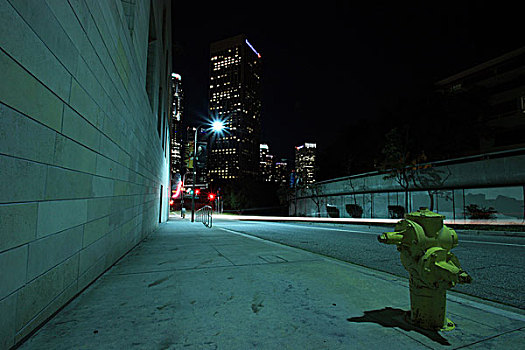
259, 223, 379, 235
460, 240, 525, 247
255, 221, 525, 247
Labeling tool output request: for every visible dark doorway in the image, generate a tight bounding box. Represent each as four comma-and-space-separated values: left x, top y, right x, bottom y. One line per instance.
159, 185, 163, 223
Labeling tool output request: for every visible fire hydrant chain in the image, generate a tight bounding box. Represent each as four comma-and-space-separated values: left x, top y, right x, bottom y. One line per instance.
378, 207, 472, 331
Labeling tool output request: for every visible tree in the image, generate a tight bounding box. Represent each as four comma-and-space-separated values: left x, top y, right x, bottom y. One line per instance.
380, 126, 423, 212
307, 184, 323, 218
380, 125, 457, 213
223, 183, 250, 211
277, 182, 293, 207
344, 178, 364, 218
412, 164, 452, 211
220, 178, 280, 213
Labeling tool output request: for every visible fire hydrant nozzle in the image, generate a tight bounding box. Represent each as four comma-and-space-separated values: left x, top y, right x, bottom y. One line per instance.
377, 231, 404, 245
378, 207, 472, 331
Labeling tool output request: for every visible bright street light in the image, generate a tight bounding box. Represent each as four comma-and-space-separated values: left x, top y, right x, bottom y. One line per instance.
190, 119, 228, 222
211, 120, 225, 132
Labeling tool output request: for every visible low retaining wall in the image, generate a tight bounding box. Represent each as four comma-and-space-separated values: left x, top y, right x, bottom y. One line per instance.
291, 150, 525, 223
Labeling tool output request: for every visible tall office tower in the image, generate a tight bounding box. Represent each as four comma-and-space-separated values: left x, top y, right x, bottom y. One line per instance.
208, 34, 262, 183
259, 144, 274, 182
274, 159, 289, 184
295, 143, 317, 185
170, 73, 183, 176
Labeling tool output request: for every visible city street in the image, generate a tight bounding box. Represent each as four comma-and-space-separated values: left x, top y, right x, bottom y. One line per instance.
213, 218, 525, 310
2, 2, 524, 348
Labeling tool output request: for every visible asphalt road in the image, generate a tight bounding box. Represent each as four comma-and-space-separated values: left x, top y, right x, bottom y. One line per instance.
213, 219, 525, 310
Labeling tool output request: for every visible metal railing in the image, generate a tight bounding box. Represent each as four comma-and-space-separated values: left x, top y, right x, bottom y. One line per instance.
196, 205, 213, 228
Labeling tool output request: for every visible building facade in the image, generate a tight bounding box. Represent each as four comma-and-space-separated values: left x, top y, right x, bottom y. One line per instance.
275, 159, 289, 185
170, 73, 183, 178
435, 46, 525, 152
295, 143, 317, 185
207, 34, 262, 183
260, 144, 274, 182
0, 1, 172, 347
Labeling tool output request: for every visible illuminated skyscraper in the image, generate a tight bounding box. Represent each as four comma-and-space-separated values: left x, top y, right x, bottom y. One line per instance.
274, 159, 289, 184
170, 73, 183, 176
207, 34, 262, 182
259, 144, 274, 182
295, 143, 317, 185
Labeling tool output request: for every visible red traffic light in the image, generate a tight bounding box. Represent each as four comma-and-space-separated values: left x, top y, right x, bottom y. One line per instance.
195, 189, 200, 195
208, 193, 215, 201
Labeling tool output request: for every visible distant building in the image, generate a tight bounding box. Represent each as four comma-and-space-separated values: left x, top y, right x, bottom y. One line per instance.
207, 34, 262, 182
170, 73, 183, 177
295, 143, 317, 185
275, 159, 289, 185
259, 144, 274, 182
435, 46, 525, 152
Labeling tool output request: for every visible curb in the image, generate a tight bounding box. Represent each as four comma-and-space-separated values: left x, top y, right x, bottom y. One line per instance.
213, 215, 525, 237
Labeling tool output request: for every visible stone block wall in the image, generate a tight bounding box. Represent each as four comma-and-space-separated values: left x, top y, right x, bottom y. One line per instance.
0, 0, 172, 347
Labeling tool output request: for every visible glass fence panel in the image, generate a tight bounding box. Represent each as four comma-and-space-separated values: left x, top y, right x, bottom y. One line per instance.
386, 192, 406, 218
412, 191, 431, 212
345, 194, 362, 218
388, 192, 400, 207
373, 192, 389, 219
464, 186, 524, 221
298, 186, 523, 222
453, 189, 466, 219
435, 190, 454, 219
325, 196, 341, 218
362, 193, 373, 218
494, 186, 524, 220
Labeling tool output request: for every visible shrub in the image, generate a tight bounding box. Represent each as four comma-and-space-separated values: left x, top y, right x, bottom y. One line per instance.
326, 205, 340, 218
465, 204, 497, 220
346, 204, 363, 218
388, 205, 405, 219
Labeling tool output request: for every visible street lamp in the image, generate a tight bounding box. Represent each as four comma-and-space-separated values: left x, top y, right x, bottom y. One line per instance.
180, 172, 188, 218
190, 119, 226, 222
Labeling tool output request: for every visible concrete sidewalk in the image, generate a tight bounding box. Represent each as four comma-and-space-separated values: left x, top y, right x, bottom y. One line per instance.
18, 218, 525, 349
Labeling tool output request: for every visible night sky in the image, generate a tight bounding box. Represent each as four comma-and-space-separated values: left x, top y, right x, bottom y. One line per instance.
172, 3, 524, 161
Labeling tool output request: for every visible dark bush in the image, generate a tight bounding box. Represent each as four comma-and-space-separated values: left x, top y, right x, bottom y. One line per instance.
326, 205, 340, 218
465, 204, 497, 220
388, 205, 405, 219
346, 204, 363, 218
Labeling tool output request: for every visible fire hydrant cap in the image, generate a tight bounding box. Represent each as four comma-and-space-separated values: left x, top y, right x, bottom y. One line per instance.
407, 207, 445, 220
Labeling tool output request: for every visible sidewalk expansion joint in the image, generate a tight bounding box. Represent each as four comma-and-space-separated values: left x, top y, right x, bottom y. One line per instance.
391, 328, 435, 350
211, 245, 236, 266
108, 258, 323, 276
453, 326, 525, 349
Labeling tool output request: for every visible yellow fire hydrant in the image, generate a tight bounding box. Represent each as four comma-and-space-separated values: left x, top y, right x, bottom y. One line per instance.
378, 207, 472, 331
